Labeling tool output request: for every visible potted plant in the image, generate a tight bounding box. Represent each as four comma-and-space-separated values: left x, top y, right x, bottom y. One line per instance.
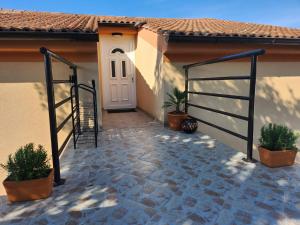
163, 87, 187, 130
1, 143, 53, 202
258, 124, 298, 168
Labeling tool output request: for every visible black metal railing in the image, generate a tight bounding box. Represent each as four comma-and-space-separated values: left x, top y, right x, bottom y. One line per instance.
71, 81, 98, 149
183, 49, 265, 162
41, 47, 79, 185
40, 47, 98, 186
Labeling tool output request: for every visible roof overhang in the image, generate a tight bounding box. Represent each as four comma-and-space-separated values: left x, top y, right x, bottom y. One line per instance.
168, 35, 300, 45
98, 22, 137, 28
0, 31, 98, 41
98, 22, 139, 35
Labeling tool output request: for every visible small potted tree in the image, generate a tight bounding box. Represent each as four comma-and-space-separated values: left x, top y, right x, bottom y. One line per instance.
258, 124, 298, 168
1, 143, 53, 202
163, 87, 187, 130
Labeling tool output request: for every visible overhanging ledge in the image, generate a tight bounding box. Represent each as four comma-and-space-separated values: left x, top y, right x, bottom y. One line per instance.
0, 31, 98, 41
168, 35, 300, 45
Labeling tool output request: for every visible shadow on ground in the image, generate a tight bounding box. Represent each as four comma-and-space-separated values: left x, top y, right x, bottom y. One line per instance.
0, 119, 299, 225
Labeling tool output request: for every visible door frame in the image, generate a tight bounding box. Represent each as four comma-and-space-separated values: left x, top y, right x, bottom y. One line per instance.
100, 36, 136, 110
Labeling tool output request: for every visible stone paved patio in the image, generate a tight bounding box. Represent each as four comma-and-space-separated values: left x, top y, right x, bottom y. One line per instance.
0, 117, 300, 224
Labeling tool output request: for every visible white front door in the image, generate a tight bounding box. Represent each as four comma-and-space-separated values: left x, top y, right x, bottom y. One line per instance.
101, 36, 136, 110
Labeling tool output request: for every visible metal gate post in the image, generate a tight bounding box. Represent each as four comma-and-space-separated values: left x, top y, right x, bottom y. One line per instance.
92, 80, 98, 147
244, 55, 258, 162
92, 80, 98, 131
41, 48, 64, 185
70, 85, 77, 149
184, 68, 189, 114
72, 67, 81, 135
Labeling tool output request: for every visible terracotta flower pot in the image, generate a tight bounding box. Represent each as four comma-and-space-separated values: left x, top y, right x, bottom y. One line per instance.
258, 147, 297, 168
3, 169, 54, 202
167, 111, 188, 131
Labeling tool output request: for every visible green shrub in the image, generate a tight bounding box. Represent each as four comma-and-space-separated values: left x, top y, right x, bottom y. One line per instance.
163, 87, 186, 113
259, 124, 298, 151
1, 143, 50, 181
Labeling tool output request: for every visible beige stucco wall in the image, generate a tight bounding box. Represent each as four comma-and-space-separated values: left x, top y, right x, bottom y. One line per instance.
100, 27, 300, 163
135, 29, 166, 121
162, 60, 300, 159
0, 61, 99, 195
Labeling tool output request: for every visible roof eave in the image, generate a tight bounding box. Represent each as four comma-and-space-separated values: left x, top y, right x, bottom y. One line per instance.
0, 31, 98, 41
168, 35, 300, 45
98, 22, 137, 28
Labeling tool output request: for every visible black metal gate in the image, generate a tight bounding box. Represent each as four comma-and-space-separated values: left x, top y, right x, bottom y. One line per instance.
40, 47, 98, 185
183, 49, 265, 162
70, 81, 98, 149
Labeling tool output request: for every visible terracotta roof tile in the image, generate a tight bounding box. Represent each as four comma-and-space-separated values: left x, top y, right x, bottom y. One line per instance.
1, 9, 300, 39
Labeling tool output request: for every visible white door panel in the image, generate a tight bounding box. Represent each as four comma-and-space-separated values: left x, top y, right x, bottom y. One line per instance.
121, 84, 129, 101
101, 36, 136, 110
110, 84, 118, 102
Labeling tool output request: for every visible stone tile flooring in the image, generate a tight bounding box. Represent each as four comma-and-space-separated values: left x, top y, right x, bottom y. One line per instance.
102, 109, 155, 130
0, 119, 300, 224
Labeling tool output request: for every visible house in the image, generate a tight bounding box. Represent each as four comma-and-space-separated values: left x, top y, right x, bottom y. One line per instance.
1, 9, 300, 193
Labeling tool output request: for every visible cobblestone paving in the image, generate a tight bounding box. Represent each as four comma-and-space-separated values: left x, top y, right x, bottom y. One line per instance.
0, 122, 300, 225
